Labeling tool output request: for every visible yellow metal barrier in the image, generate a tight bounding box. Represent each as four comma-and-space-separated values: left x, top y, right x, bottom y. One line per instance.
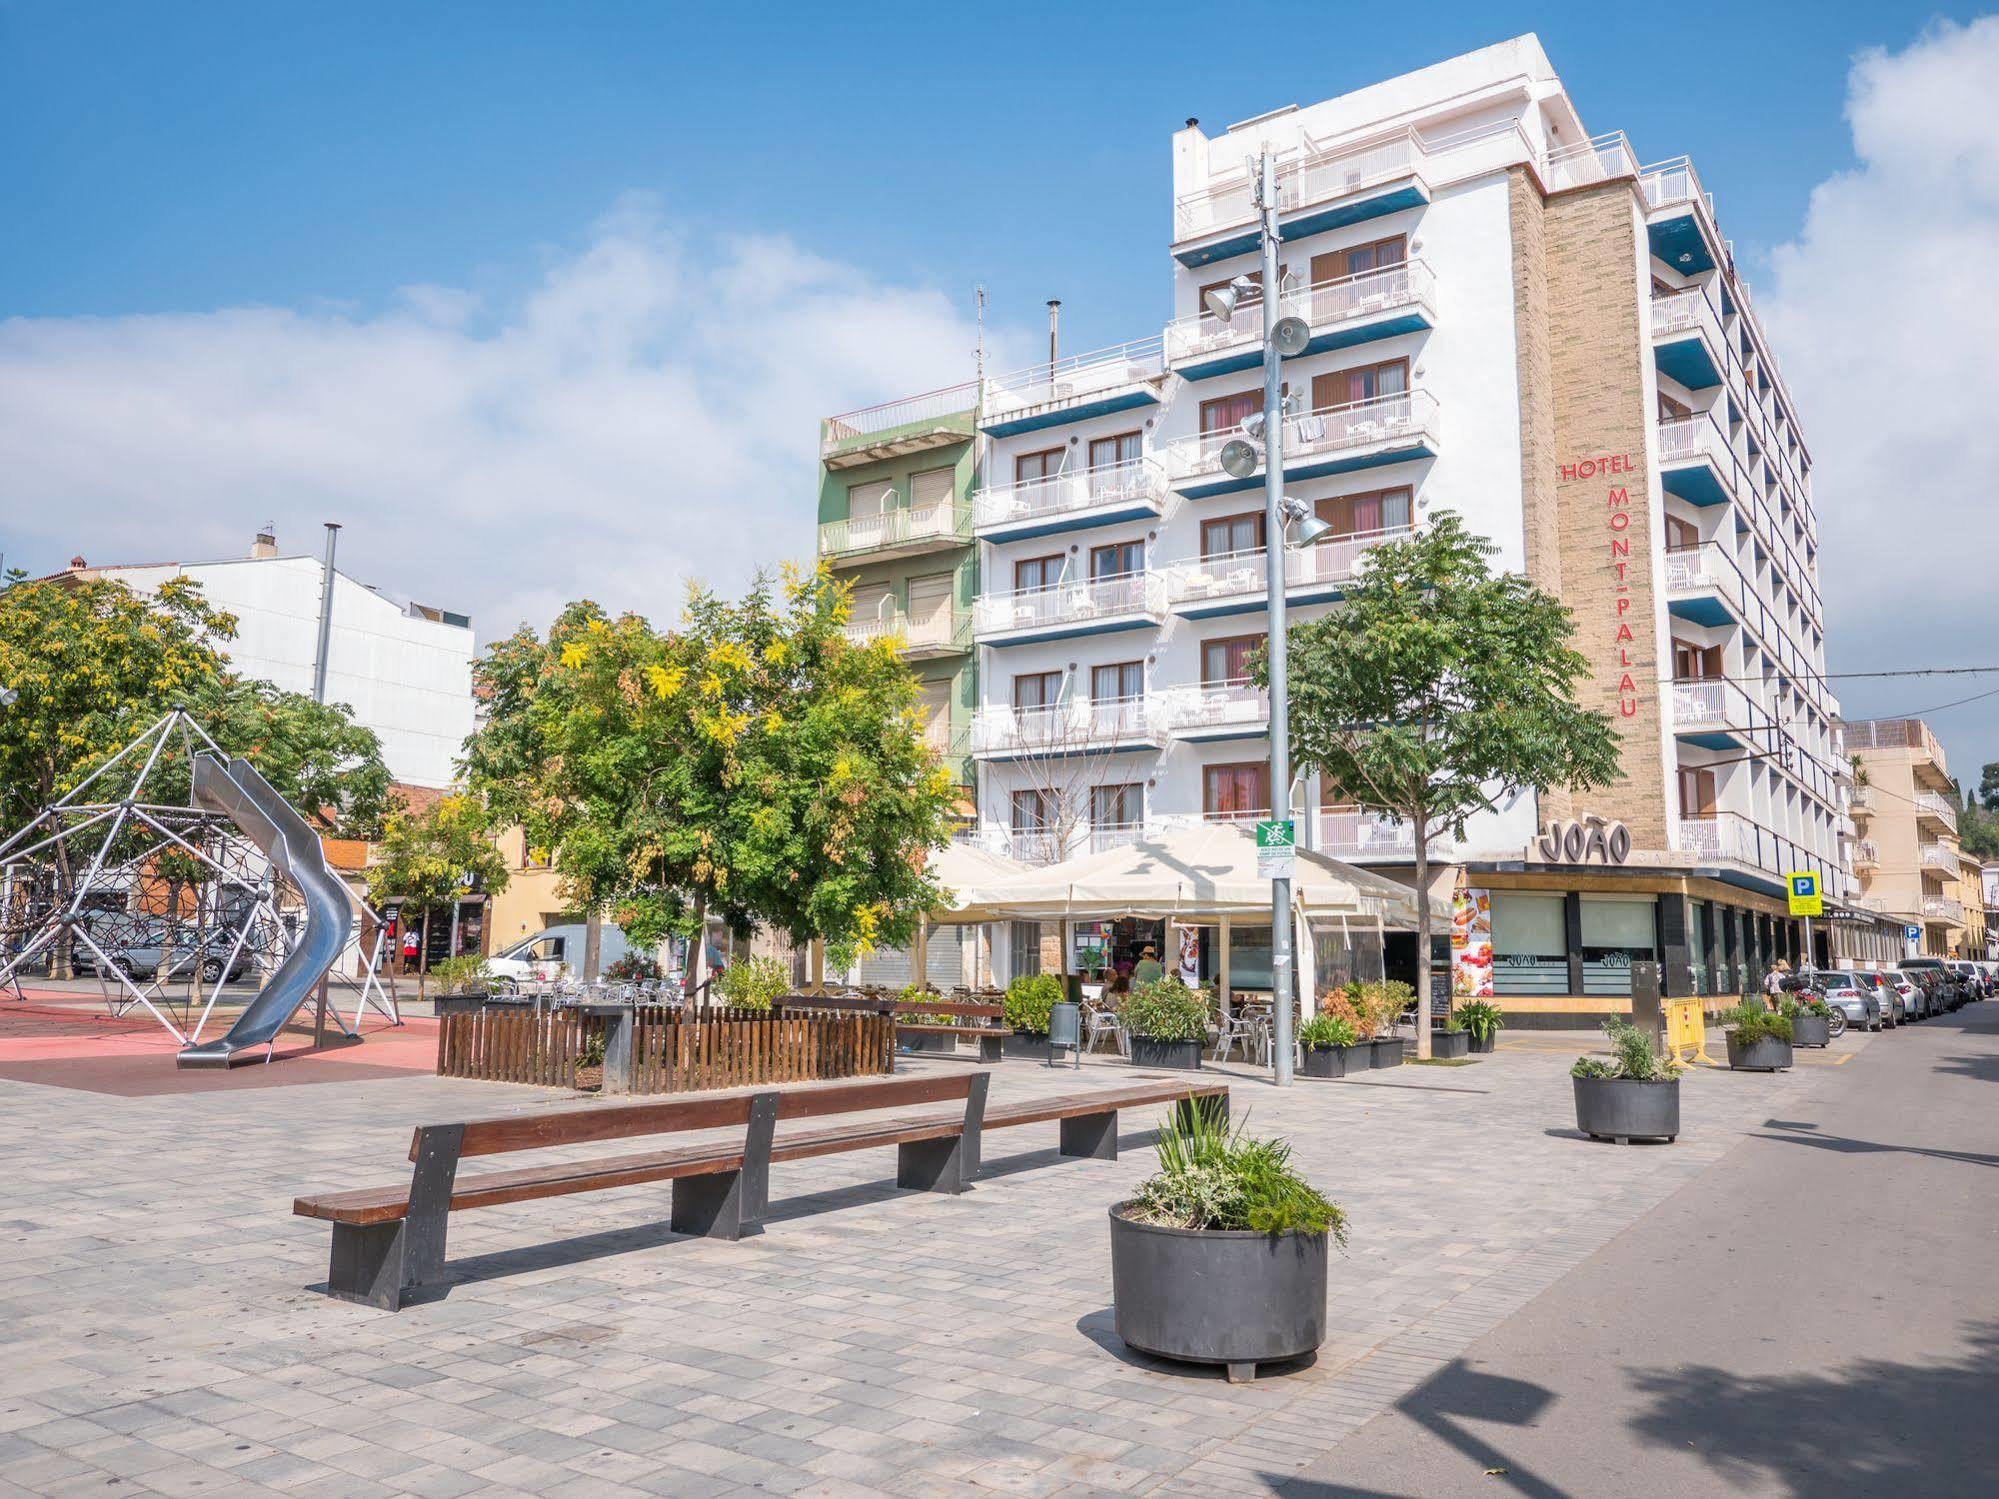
1665, 997, 1720, 1067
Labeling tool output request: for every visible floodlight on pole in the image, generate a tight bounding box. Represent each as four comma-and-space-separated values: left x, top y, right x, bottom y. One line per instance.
1219, 438, 1261, 480
1203, 274, 1258, 324
1272, 315, 1310, 357
1280, 497, 1333, 549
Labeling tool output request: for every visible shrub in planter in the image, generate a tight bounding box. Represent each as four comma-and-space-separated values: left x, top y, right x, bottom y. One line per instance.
1570, 1018, 1681, 1143
1455, 999, 1504, 1054
1723, 1000, 1794, 1071
1003, 972, 1064, 1037
1779, 995, 1832, 1048
1298, 1013, 1363, 1078
1430, 1021, 1471, 1060
1112, 1106, 1347, 1383
1119, 977, 1209, 1070
715, 955, 788, 1013
429, 955, 491, 996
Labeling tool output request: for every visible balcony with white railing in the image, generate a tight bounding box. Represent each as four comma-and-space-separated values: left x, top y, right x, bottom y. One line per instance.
1850, 838, 1880, 870
1652, 287, 1725, 390
1920, 841, 1960, 876
969, 697, 1168, 761
1154, 681, 1269, 742
841, 608, 973, 659
1914, 790, 1959, 833
1169, 391, 1439, 498
1671, 678, 1762, 748
1164, 261, 1437, 381
1089, 823, 1146, 855
818, 500, 971, 565
1664, 542, 1745, 626
1673, 811, 1816, 878
1317, 808, 1421, 860
1656, 413, 1736, 509
971, 570, 1168, 647
980, 338, 1167, 437
972, 460, 1168, 543
1923, 896, 1966, 925
820, 383, 979, 469
1163, 525, 1413, 616
1637, 155, 1722, 276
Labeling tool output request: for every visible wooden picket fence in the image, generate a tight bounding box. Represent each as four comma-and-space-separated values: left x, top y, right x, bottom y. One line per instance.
435, 1005, 895, 1093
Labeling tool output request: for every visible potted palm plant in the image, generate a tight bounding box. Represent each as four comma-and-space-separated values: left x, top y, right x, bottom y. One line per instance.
1002, 973, 1063, 1060
1571, 1018, 1681, 1143
1723, 999, 1794, 1071
1299, 1012, 1364, 1077
1455, 999, 1504, 1054
1118, 976, 1208, 1070
1110, 1106, 1347, 1384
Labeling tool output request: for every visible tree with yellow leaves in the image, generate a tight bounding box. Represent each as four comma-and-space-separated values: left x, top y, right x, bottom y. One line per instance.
464, 564, 956, 981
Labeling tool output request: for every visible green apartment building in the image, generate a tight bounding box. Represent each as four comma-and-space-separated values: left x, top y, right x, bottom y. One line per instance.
816, 381, 980, 804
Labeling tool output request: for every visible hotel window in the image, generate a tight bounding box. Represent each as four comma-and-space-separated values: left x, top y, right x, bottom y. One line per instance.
1664, 513, 1701, 551
1088, 431, 1143, 471
1201, 635, 1261, 687
1580, 896, 1659, 997
916, 679, 951, 753
1673, 640, 1722, 680
1203, 762, 1269, 820
1090, 540, 1143, 579
1200, 388, 1263, 437
1092, 783, 1142, 829
909, 465, 954, 512
907, 572, 954, 634
1201, 512, 1265, 559
1013, 671, 1062, 712
1014, 447, 1065, 486
1091, 661, 1144, 703
1315, 486, 1412, 538
1309, 235, 1405, 284
1490, 891, 1568, 997
1678, 766, 1717, 817
1011, 789, 1049, 832
1658, 391, 1693, 422
1311, 357, 1407, 411
1013, 554, 1063, 592
849, 580, 894, 627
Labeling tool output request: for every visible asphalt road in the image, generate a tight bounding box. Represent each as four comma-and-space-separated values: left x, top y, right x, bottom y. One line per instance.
1285, 1000, 1999, 1499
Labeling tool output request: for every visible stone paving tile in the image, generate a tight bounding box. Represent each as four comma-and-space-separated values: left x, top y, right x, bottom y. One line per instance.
0, 1037, 1864, 1495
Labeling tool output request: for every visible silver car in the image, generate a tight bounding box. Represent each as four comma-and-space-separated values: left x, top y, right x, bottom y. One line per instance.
1859, 972, 1903, 1026
1812, 970, 1880, 1032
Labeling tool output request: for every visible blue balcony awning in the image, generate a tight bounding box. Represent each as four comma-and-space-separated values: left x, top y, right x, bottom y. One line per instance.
1174, 180, 1430, 269
980, 387, 1160, 438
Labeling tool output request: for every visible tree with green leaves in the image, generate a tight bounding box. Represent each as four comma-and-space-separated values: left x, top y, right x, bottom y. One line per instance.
1977, 761, 1999, 815
365, 792, 509, 996
464, 562, 958, 986
1258, 512, 1621, 1056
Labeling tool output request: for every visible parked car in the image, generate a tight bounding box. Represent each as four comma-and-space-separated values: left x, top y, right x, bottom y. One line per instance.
1866, 972, 1910, 1025
1812, 970, 1882, 1032
484, 921, 636, 990
71, 916, 254, 983
1948, 960, 1987, 1000
1899, 959, 1952, 1015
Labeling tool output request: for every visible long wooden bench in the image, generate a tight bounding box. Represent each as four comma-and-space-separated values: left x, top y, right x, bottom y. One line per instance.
295, 1073, 1227, 1311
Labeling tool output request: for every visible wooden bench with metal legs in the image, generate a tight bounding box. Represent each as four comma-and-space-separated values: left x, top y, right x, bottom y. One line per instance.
294, 1072, 1227, 1311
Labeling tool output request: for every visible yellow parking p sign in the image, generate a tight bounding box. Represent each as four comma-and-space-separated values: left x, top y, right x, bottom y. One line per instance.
1786, 871, 1822, 918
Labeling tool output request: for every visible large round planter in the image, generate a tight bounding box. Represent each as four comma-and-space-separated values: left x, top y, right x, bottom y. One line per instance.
901, 1030, 959, 1056
1430, 1031, 1471, 1060
1726, 1032, 1794, 1071
1572, 1075, 1680, 1143
1129, 1036, 1203, 1071
1003, 1032, 1053, 1061
1467, 1032, 1497, 1054
1368, 1037, 1405, 1069
1789, 1014, 1831, 1048
1109, 1205, 1326, 1383
1301, 1045, 1347, 1079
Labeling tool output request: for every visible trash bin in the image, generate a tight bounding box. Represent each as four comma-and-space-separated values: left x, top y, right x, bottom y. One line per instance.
1048, 1001, 1082, 1070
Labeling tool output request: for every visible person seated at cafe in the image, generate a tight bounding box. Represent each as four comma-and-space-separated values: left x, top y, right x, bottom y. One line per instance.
1132, 944, 1165, 984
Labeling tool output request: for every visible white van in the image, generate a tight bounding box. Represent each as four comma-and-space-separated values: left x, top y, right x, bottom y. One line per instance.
486, 922, 634, 988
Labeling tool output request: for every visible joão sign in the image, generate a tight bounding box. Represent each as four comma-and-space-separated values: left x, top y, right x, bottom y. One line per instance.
1537, 815, 1632, 865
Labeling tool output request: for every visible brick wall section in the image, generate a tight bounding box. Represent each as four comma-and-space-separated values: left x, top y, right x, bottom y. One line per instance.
1534, 180, 1668, 850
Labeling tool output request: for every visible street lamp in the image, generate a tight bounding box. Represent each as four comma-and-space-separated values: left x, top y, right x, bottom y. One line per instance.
1198, 149, 1334, 1086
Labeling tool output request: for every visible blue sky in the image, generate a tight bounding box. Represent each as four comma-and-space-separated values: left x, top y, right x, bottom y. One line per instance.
0, 0, 1979, 345
3, 2, 1998, 779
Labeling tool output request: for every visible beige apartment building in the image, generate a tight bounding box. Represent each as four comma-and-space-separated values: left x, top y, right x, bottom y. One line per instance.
1844, 718, 1969, 957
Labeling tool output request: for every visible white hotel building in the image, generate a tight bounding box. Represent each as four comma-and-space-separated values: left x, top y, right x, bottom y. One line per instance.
820, 37, 1868, 1018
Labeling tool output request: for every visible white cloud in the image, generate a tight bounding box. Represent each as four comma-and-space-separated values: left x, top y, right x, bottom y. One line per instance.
1760, 16, 1999, 773
0, 193, 1013, 641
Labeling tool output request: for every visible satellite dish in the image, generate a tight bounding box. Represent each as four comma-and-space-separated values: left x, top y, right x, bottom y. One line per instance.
1272, 316, 1310, 357
1219, 439, 1261, 480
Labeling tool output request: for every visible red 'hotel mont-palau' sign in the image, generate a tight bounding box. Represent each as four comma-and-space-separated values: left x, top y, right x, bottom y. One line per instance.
1560, 452, 1644, 719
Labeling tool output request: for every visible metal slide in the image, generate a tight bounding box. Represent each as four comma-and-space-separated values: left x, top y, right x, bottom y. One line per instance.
175, 754, 356, 1068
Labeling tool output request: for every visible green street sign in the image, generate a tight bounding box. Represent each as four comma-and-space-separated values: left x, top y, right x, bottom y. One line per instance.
1256, 819, 1296, 880
1255, 819, 1295, 850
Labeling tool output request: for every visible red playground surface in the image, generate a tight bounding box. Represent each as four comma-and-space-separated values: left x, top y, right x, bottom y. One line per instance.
0, 990, 441, 1096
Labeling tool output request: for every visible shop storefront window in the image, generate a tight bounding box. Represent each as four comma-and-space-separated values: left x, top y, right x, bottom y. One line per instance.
1491, 892, 1568, 995
1581, 896, 1659, 996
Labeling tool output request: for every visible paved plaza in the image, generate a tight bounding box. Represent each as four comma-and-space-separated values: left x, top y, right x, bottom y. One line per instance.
0, 1016, 1919, 1497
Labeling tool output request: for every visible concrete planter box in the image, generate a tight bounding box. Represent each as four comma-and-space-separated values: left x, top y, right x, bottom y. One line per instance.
1129, 1037, 1203, 1071
1726, 1032, 1794, 1071
1301, 1045, 1362, 1079
1789, 1014, 1831, 1048
1572, 1076, 1680, 1143
1430, 1031, 1471, 1059
1003, 1033, 1053, 1061
900, 1030, 959, 1056
432, 992, 491, 1017
1109, 1205, 1326, 1384
1467, 1032, 1498, 1054
1368, 1037, 1404, 1069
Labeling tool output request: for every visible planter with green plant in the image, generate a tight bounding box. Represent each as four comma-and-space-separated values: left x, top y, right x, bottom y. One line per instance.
1570, 1018, 1681, 1143
1456, 999, 1504, 1054
1118, 977, 1209, 1070
1353, 981, 1412, 1069
892, 984, 960, 1053
1430, 1015, 1471, 1060
428, 956, 494, 1015
1298, 1013, 1365, 1078
715, 955, 788, 1014
1110, 1105, 1346, 1383
1780, 994, 1832, 1048
1723, 1000, 1793, 1071
1002, 972, 1064, 1060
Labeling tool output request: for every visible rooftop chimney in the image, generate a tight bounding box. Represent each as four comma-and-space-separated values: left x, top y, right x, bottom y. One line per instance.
250, 525, 278, 560
1047, 299, 1061, 366
69, 555, 86, 570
